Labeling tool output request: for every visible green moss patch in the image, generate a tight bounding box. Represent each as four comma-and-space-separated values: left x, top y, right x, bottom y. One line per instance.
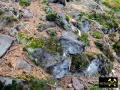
78, 32, 89, 46
45, 7, 57, 21
92, 31, 103, 39
46, 37, 61, 53
19, 0, 31, 7
89, 84, 103, 90
17, 32, 46, 49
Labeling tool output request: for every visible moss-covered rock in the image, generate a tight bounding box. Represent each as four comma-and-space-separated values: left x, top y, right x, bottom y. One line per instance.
71, 53, 90, 72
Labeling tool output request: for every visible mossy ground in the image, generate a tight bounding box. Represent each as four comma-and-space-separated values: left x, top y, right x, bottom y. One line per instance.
17, 32, 46, 49
103, 0, 120, 13
79, 12, 118, 30
89, 84, 103, 90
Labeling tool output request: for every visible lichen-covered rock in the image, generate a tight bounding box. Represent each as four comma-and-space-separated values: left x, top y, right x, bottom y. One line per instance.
27, 48, 62, 69
60, 31, 85, 55
77, 19, 91, 32
20, 8, 33, 18
50, 56, 71, 79
55, 13, 72, 30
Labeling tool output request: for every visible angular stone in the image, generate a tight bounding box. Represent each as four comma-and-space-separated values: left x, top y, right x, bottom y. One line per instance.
16, 58, 32, 72
51, 56, 71, 79
72, 77, 84, 90
0, 34, 13, 57
60, 31, 85, 55
27, 48, 62, 69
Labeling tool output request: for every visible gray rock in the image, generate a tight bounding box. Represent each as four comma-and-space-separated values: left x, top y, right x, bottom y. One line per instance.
81, 20, 90, 32
16, 58, 32, 72
20, 9, 33, 18
56, 87, 63, 90
56, 13, 72, 31
0, 77, 13, 85
72, 77, 84, 90
52, 56, 71, 79
27, 48, 62, 69
0, 35, 13, 57
0, 77, 22, 86
102, 27, 118, 34
60, 31, 84, 55
9, 24, 26, 36
85, 59, 101, 76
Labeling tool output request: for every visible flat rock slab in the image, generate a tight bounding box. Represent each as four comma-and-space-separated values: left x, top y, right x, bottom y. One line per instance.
0, 34, 13, 58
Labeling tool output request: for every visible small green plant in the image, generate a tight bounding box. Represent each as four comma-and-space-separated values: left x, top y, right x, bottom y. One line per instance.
0, 9, 4, 16
113, 41, 120, 53
45, 7, 57, 21
95, 42, 104, 51
48, 79, 55, 86
47, 29, 57, 38
19, 0, 31, 7
89, 84, 103, 90
46, 13, 57, 21
42, 0, 49, 5
65, 15, 71, 22
92, 31, 103, 39
78, 33, 89, 46
30, 77, 47, 90
2, 16, 17, 23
